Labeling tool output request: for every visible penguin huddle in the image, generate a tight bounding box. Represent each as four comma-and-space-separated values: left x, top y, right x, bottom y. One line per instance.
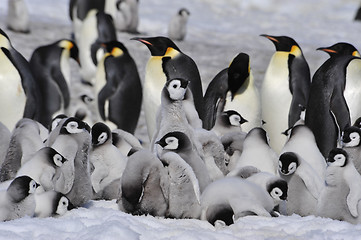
2, 2, 361, 226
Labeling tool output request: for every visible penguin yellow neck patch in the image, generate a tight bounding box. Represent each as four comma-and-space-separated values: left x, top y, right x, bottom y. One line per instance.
353, 51, 361, 57
165, 47, 179, 58
111, 47, 124, 57
290, 45, 301, 57
59, 40, 73, 50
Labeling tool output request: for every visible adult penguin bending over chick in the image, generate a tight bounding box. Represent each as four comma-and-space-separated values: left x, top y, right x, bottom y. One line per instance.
260, 35, 310, 153
0, 29, 41, 130
132, 36, 204, 139
29, 39, 79, 128
305, 55, 357, 158
94, 40, 142, 133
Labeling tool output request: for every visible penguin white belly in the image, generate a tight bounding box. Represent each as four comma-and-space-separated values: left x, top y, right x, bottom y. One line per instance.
144, 57, 167, 139
261, 52, 291, 153
79, 10, 98, 83
104, 0, 117, 19
0, 53, 26, 131
224, 73, 261, 132
344, 59, 361, 125
54, 50, 71, 117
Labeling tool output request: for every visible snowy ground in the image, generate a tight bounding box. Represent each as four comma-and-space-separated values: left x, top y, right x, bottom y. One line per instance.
1, 0, 361, 239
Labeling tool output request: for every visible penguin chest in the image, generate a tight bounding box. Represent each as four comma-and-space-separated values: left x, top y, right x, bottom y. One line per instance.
60, 50, 71, 87
0, 51, 26, 130
344, 59, 361, 124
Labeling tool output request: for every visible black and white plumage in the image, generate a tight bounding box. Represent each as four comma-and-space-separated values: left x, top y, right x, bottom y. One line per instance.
211, 107, 248, 138
90, 122, 127, 196
278, 152, 323, 216
317, 148, 361, 224
29, 39, 79, 128
34, 190, 74, 218
168, 8, 190, 41
120, 149, 169, 217
0, 176, 39, 221
0, 118, 45, 182
94, 40, 142, 133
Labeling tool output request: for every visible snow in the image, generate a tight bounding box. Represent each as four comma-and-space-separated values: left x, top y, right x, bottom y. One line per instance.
1, 0, 361, 239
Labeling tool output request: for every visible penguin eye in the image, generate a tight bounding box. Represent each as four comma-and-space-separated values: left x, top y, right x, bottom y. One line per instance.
53, 154, 63, 166
170, 80, 181, 89
82, 95, 93, 104
98, 132, 108, 144
333, 153, 346, 166
68, 121, 78, 129
271, 187, 283, 198
229, 114, 241, 126
350, 132, 360, 140
164, 137, 179, 150
288, 162, 297, 173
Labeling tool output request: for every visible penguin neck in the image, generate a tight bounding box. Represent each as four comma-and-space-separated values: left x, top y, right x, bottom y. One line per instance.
164, 47, 180, 58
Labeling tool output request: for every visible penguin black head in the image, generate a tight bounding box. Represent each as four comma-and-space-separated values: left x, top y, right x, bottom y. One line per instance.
267, 179, 288, 201
227, 53, 250, 99
58, 39, 80, 64
260, 34, 301, 54
131, 36, 181, 56
278, 152, 299, 176
53, 193, 74, 216
342, 126, 361, 147
60, 117, 90, 135
354, 117, 361, 129
91, 122, 111, 146
165, 78, 189, 101
49, 114, 68, 132
317, 42, 360, 57
156, 131, 191, 152
221, 110, 248, 127
7, 176, 39, 203
327, 148, 348, 167
102, 40, 128, 57
43, 147, 68, 167
178, 8, 190, 16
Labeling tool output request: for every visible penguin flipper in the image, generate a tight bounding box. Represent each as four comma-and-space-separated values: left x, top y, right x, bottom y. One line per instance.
296, 162, 324, 199
330, 91, 351, 132
98, 83, 115, 121
51, 67, 71, 108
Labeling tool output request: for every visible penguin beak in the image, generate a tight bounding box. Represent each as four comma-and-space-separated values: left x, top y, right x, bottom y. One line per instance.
260, 34, 279, 43
240, 118, 248, 125
316, 47, 337, 54
67, 201, 75, 211
131, 37, 152, 46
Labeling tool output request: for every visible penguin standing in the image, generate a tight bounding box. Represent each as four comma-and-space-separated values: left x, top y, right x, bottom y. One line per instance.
113, 0, 132, 32
341, 125, 361, 175
0, 176, 39, 221
50, 117, 92, 207
278, 152, 324, 216
124, 0, 139, 33
228, 127, 279, 175
0, 29, 41, 130
305, 55, 356, 158
317, 148, 361, 224
120, 149, 169, 216
7, 0, 30, 33
260, 35, 311, 153
132, 36, 204, 139
168, 8, 190, 41
94, 40, 142, 133
317, 42, 361, 125
29, 39, 79, 128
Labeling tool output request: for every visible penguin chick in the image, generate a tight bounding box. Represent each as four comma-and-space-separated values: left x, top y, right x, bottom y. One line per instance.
229, 127, 279, 175
278, 152, 324, 216
0, 118, 45, 182
0, 122, 11, 168
281, 124, 326, 179
90, 122, 127, 196
113, 0, 132, 32
201, 177, 275, 226
317, 148, 361, 224
132, 36, 204, 138
168, 8, 190, 41
260, 35, 311, 154
211, 109, 248, 138
34, 190, 74, 218
7, 0, 30, 33
0, 176, 39, 221
155, 131, 211, 192
16, 147, 70, 192
221, 131, 247, 171
29, 39, 79, 128
341, 125, 361, 175
120, 149, 169, 217
159, 151, 202, 219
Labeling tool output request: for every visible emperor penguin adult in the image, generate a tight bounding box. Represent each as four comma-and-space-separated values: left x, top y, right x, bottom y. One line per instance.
278, 152, 324, 216
281, 124, 327, 179
317, 42, 361, 125
94, 40, 142, 133
16, 147, 71, 192
305, 55, 357, 158
34, 190, 74, 218
90, 122, 127, 196
200, 177, 275, 226
0, 118, 45, 182
317, 148, 361, 224
7, 0, 30, 33
229, 127, 279, 175
0, 176, 39, 221
50, 117, 92, 207
203, 53, 260, 132
260, 35, 311, 153
120, 149, 169, 216
341, 125, 361, 175
29, 39, 80, 128
155, 131, 211, 192
0, 29, 41, 130
168, 8, 190, 41
78, 9, 117, 84
132, 36, 204, 139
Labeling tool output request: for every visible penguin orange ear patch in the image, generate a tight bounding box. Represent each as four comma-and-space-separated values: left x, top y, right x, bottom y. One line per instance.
352, 50, 361, 57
